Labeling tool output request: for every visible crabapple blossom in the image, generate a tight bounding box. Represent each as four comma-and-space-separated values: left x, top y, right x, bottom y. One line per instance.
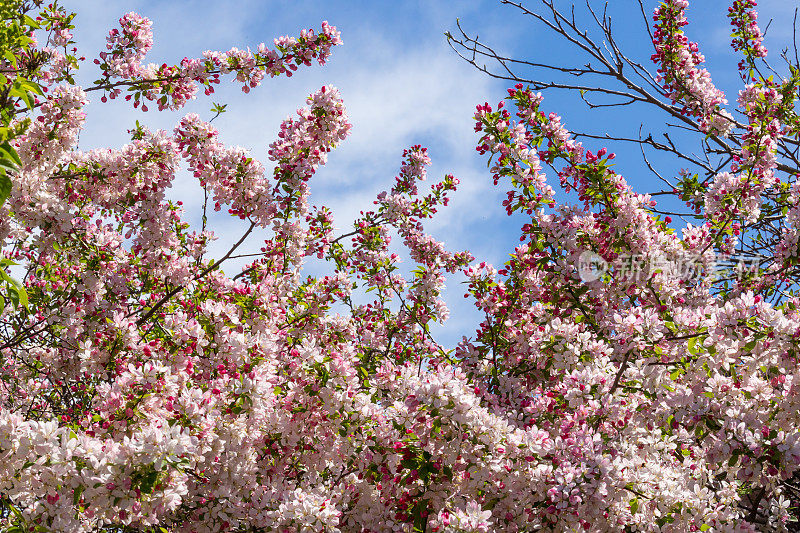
1, 0, 800, 531
652, 0, 734, 136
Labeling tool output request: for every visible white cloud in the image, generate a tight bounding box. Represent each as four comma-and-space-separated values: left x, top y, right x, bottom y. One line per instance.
61, 0, 516, 344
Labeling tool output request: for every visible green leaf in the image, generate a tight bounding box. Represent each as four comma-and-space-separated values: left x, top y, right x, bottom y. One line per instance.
9, 85, 34, 110
0, 157, 16, 173
15, 284, 28, 309
16, 78, 43, 96
728, 450, 741, 467
23, 15, 41, 30
73, 485, 85, 506
1, 142, 21, 166
0, 172, 10, 205
139, 468, 159, 494
7, 285, 19, 308
687, 336, 699, 355
630, 497, 639, 514
2, 51, 16, 68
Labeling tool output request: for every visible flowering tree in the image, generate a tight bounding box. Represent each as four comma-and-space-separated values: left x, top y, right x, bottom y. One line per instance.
450, 0, 800, 530
1, 0, 800, 532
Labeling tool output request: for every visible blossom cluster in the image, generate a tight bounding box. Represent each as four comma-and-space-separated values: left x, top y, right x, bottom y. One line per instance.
651, 0, 734, 135
460, 22, 800, 523
94, 13, 342, 110
1, 1, 800, 532
728, 0, 768, 71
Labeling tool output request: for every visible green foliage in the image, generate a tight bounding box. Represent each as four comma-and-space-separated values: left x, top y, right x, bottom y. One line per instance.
0, 2, 52, 328
0, 0, 46, 206
0, 259, 28, 312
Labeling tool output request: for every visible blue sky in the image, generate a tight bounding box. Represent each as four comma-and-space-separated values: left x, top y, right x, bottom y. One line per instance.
64, 0, 799, 346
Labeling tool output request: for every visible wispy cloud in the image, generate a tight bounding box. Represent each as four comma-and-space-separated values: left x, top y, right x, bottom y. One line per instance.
64, 0, 515, 344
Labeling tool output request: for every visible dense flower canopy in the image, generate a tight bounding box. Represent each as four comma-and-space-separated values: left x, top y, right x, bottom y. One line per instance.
1, 0, 800, 532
